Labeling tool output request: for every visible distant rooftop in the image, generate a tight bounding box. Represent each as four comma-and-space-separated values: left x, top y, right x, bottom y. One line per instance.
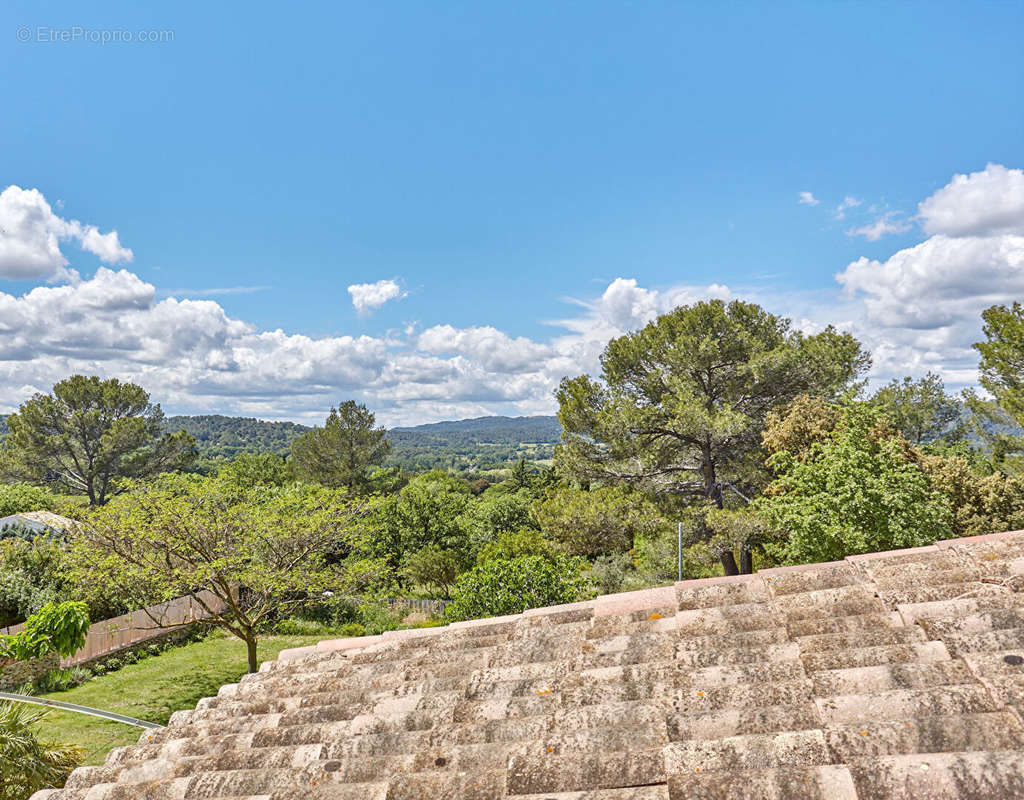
34, 529, 1024, 799
0, 510, 77, 537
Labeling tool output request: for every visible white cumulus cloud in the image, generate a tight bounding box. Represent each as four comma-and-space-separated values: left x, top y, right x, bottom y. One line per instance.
918, 163, 1024, 237
798, 191, 819, 206
3, 165, 1023, 425
347, 279, 406, 314
835, 163, 1024, 386
0, 185, 133, 280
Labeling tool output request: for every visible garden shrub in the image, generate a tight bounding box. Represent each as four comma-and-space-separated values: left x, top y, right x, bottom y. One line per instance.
444, 554, 587, 622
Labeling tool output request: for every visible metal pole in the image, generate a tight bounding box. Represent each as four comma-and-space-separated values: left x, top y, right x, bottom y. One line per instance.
0, 691, 162, 729
677, 521, 683, 582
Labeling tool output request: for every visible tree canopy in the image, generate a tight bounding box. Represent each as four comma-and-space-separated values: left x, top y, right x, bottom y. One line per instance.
72, 475, 357, 672
870, 372, 961, 444
556, 299, 869, 574
2, 376, 195, 505
758, 403, 952, 564
291, 401, 391, 491
976, 302, 1024, 426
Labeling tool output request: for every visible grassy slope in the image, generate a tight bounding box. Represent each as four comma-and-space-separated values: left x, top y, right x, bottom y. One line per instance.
33, 632, 324, 765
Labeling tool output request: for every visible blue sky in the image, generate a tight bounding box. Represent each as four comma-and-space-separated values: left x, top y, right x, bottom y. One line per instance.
1, 1, 1023, 424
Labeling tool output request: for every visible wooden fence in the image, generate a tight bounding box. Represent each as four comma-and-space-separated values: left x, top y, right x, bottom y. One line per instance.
1, 592, 447, 669
0, 590, 228, 667
385, 597, 450, 616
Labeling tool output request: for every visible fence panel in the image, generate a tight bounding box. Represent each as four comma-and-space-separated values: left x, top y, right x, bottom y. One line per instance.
4, 592, 445, 668
1, 591, 228, 667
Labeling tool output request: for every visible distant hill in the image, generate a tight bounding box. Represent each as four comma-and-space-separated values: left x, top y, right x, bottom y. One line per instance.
164, 415, 312, 460
392, 415, 560, 441
0, 412, 563, 474
388, 415, 561, 473
166, 413, 561, 472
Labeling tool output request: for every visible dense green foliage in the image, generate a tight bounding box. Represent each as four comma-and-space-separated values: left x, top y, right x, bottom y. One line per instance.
1, 376, 195, 505
291, 402, 391, 490
443, 554, 587, 621
72, 475, 359, 671
533, 486, 664, 556
359, 470, 475, 582
556, 299, 869, 574
0, 536, 125, 628
759, 404, 952, 563
0, 485, 58, 519
0, 601, 90, 661
164, 415, 310, 459
870, 372, 962, 444
976, 302, 1024, 426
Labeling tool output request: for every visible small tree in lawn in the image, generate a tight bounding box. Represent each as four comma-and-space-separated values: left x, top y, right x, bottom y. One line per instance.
72, 475, 356, 672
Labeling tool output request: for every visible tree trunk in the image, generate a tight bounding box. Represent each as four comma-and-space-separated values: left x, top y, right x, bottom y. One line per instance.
246, 633, 258, 673
720, 551, 739, 576
739, 545, 753, 575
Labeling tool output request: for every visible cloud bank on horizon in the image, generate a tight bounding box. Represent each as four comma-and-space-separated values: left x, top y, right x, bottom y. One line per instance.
1, 164, 1022, 426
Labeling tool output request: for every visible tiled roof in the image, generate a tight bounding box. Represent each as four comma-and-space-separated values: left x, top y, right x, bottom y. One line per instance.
33, 530, 1024, 799
0, 510, 78, 535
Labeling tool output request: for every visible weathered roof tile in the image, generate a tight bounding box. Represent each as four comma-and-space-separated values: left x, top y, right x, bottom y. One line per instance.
33, 531, 1024, 800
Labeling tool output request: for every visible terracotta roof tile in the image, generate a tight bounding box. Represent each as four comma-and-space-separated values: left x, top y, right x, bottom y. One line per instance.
33, 531, 1024, 799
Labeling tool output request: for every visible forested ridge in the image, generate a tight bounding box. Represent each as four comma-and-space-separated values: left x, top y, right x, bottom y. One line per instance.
0, 413, 562, 473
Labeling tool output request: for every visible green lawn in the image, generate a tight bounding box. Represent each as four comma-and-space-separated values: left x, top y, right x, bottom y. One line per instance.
32, 632, 324, 765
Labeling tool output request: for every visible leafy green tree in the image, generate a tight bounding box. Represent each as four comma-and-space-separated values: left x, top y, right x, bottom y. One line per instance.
291, 401, 391, 491
758, 404, 952, 564
871, 372, 961, 444
361, 470, 473, 575
2, 376, 195, 505
0, 702, 82, 800
0, 485, 58, 518
72, 475, 356, 672
760, 394, 840, 459
556, 300, 869, 574
401, 545, 461, 598
507, 457, 533, 491
218, 452, 294, 488
462, 489, 537, 556
533, 486, 665, 557
919, 453, 1024, 538
443, 554, 586, 622
476, 528, 559, 566
960, 392, 1024, 472
975, 302, 1024, 425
